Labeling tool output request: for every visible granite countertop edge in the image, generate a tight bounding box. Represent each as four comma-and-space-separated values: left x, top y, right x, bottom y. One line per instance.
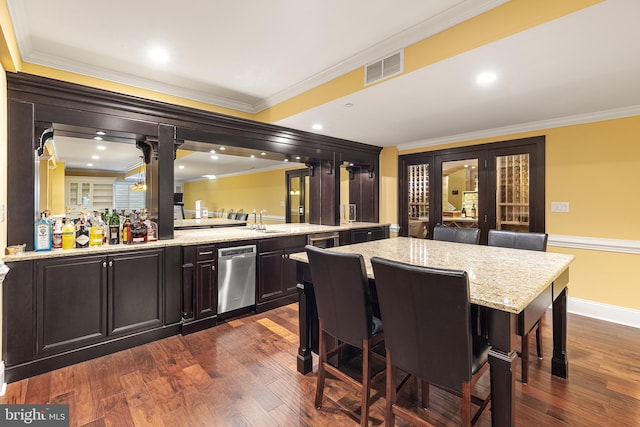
1, 222, 390, 262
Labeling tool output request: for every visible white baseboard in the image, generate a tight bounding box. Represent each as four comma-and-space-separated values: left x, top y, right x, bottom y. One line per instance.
568, 297, 640, 329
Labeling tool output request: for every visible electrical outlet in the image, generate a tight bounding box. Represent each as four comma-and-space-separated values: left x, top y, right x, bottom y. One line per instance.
551, 202, 570, 213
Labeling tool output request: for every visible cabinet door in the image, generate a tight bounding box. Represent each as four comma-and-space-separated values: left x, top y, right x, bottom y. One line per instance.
195, 260, 217, 319
283, 246, 305, 293
108, 249, 163, 336
36, 255, 107, 355
258, 250, 285, 301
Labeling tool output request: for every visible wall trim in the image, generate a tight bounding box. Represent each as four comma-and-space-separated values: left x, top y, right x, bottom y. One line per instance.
568, 297, 640, 329
548, 234, 640, 254
397, 105, 640, 151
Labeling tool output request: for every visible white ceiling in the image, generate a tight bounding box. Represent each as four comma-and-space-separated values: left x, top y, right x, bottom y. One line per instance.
9, 0, 640, 154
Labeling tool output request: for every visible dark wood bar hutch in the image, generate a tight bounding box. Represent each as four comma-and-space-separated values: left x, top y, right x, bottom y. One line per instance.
3, 73, 384, 382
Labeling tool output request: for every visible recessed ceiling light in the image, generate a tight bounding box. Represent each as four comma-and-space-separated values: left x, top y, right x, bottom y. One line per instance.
95, 131, 106, 136
202, 174, 217, 180
91, 155, 99, 160
94, 136, 103, 141
149, 47, 169, 63
312, 124, 323, 131
96, 145, 106, 150
476, 71, 497, 85
178, 165, 185, 169
344, 103, 354, 108
211, 155, 219, 160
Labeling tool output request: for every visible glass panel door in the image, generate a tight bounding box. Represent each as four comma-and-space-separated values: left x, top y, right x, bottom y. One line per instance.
441, 158, 479, 229
286, 169, 309, 223
496, 153, 530, 231
407, 163, 429, 238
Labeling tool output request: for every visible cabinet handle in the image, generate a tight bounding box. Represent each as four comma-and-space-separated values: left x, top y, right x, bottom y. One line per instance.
102, 261, 107, 268
199, 251, 213, 256
109, 261, 113, 267
211, 265, 215, 271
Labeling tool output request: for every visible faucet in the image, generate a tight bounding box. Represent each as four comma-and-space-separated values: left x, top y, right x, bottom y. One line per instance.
258, 209, 267, 230
251, 209, 258, 229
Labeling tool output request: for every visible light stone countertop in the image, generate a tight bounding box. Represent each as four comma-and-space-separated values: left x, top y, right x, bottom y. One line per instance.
289, 236, 575, 314
1, 222, 389, 262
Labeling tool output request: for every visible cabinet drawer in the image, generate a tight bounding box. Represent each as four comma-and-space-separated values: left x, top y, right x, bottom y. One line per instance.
196, 245, 216, 261
258, 235, 307, 252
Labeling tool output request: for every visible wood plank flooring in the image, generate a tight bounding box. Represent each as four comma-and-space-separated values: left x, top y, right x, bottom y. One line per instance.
2, 304, 639, 426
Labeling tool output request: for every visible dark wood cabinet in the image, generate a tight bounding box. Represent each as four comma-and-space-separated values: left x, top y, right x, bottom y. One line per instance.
108, 249, 164, 336
36, 255, 107, 356
257, 235, 307, 312
35, 249, 164, 356
182, 244, 218, 334
349, 226, 390, 244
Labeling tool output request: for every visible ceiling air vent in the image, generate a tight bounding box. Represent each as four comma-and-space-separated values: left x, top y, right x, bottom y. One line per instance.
365, 50, 403, 85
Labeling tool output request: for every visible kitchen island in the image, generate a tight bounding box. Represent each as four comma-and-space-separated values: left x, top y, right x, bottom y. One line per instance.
1, 222, 389, 383
291, 237, 574, 427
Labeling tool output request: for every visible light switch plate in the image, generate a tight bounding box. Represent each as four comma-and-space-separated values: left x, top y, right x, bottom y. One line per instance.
551, 201, 570, 213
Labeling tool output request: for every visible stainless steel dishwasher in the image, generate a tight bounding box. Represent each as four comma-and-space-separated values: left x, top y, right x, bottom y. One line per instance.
217, 245, 257, 314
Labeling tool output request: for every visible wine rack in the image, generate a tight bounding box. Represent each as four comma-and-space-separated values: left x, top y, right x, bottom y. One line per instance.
408, 164, 429, 219
497, 154, 529, 230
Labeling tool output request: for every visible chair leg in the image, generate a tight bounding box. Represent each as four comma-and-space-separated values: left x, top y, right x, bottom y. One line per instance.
536, 320, 543, 359
461, 381, 471, 427
385, 353, 396, 427
360, 338, 372, 427
521, 332, 529, 385
315, 326, 327, 409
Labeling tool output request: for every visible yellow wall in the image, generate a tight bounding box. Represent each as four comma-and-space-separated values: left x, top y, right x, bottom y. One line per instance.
389, 115, 640, 310
184, 167, 306, 222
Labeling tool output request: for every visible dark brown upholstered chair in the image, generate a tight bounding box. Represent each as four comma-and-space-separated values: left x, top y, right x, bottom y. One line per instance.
371, 257, 491, 426
305, 245, 384, 426
433, 224, 480, 244
488, 229, 548, 384
236, 213, 249, 221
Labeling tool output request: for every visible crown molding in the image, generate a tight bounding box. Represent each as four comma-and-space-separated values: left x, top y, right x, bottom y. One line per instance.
548, 234, 640, 255
397, 105, 640, 151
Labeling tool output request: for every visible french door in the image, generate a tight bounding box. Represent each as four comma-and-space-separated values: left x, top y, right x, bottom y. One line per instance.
399, 136, 545, 244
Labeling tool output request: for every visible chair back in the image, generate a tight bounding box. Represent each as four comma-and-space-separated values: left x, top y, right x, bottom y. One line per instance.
433, 224, 480, 244
305, 245, 374, 349
488, 229, 547, 252
371, 257, 473, 392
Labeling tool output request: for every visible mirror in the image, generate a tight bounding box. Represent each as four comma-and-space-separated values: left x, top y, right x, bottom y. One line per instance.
174, 141, 306, 223
38, 126, 146, 220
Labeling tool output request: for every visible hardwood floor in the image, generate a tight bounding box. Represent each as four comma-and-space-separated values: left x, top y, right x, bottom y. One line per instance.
2, 305, 639, 426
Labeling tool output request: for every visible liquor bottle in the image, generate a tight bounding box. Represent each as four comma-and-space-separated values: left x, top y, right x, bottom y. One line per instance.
34, 212, 52, 252
89, 213, 104, 247
131, 218, 147, 244
61, 219, 76, 250
108, 208, 120, 245
145, 218, 158, 241
471, 203, 477, 219
122, 215, 132, 244
75, 214, 90, 248
461, 207, 467, 218
52, 220, 63, 249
